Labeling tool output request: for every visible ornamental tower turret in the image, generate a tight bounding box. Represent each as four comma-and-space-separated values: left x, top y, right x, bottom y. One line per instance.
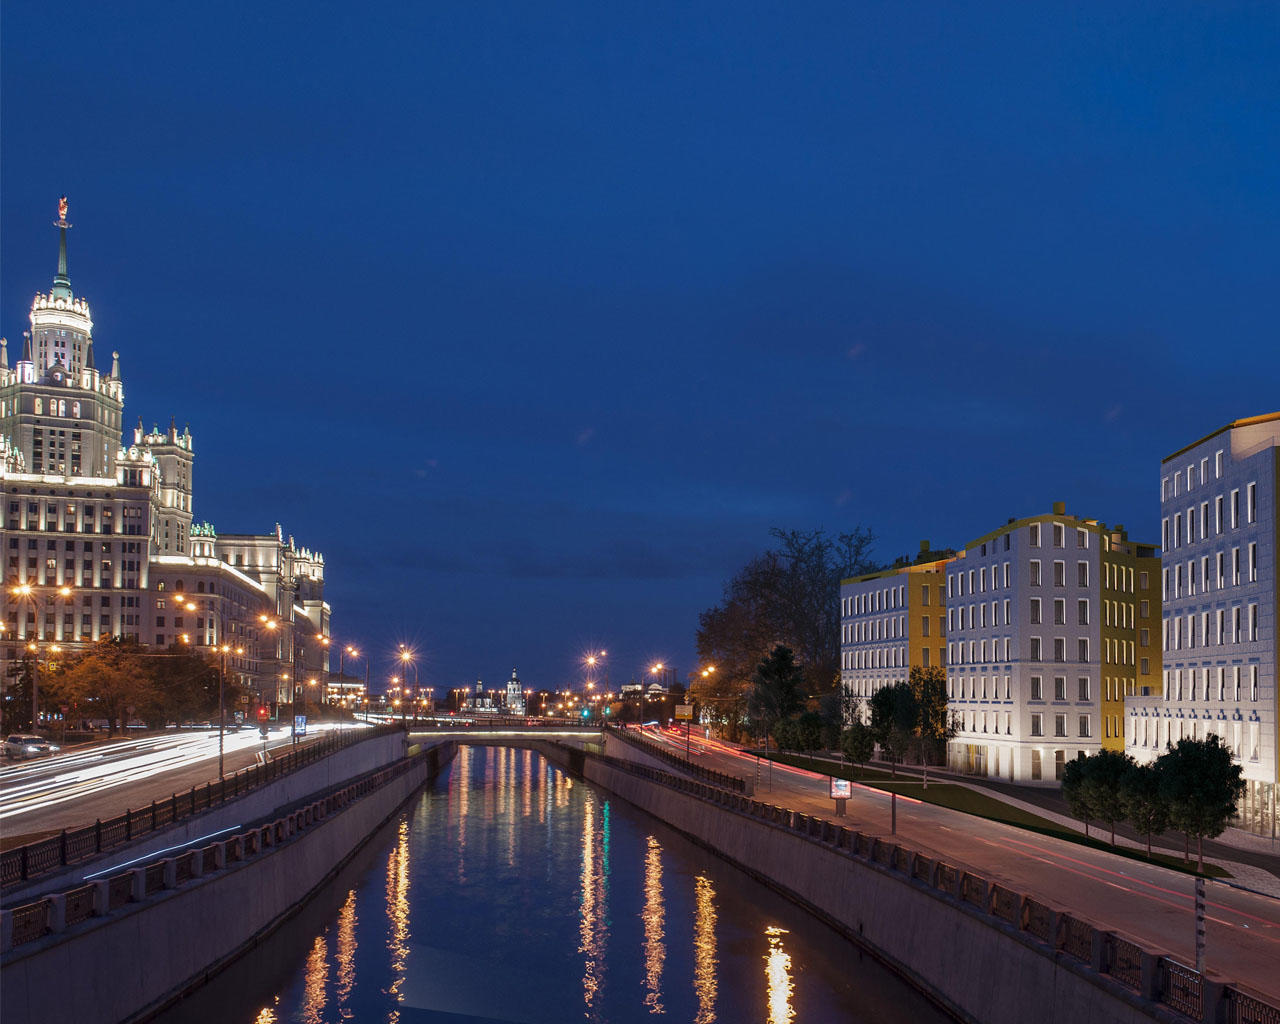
145, 417, 195, 554
0, 198, 125, 478
506, 667, 525, 714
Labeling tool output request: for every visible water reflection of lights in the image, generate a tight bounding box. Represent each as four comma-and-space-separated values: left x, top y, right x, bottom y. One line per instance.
386, 819, 411, 1020
693, 875, 718, 1024
456, 745, 471, 884
642, 835, 665, 1014
335, 889, 357, 1011
764, 925, 795, 1024
300, 933, 328, 1023
579, 794, 609, 1016
252, 1001, 278, 1023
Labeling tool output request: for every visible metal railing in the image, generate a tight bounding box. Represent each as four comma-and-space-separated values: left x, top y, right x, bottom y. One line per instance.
583, 746, 1279, 1024
604, 725, 748, 793
1, 743, 440, 954
1, 723, 405, 888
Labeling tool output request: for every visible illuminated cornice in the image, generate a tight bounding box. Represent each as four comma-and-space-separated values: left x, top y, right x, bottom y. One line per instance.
30, 293, 93, 334
149, 554, 269, 595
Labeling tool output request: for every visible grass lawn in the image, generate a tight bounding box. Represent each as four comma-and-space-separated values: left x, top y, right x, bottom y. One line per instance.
762, 751, 1230, 880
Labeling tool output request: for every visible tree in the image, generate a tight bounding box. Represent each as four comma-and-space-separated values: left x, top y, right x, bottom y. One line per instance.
1121, 762, 1170, 858
841, 720, 875, 777
50, 638, 152, 736
868, 682, 917, 775
1060, 750, 1132, 845
792, 710, 825, 754
1158, 736, 1246, 872
818, 689, 852, 751
746, 645, 807, 743
141, 645, 225, 728
772, 716, 800, 752
698, 527, 878, 701
1060, 755, 1095, 838
908, 666, 953, 767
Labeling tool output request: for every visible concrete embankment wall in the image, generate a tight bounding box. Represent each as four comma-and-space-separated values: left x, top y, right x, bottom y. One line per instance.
579, 756, 1177, 1024
6, 729, 407, 904
0, 742, 452, 1024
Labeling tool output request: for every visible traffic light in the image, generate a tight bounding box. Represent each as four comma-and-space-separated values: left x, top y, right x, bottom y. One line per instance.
581, 708, 590, 719
256, 705, 269, 723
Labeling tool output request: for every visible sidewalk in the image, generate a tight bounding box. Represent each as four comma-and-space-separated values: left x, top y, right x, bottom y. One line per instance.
756, 747, 1280, 898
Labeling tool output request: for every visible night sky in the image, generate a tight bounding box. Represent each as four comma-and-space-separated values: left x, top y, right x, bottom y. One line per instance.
3, 2, 1277, 696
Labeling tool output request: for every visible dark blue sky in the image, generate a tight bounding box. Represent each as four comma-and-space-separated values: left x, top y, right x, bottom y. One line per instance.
3, 2, 1277, 695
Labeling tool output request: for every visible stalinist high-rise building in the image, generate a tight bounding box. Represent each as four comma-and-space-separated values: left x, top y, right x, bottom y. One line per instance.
1, 199, 332, 714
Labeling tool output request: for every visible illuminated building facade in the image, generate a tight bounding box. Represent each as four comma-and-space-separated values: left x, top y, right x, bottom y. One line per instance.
0, 201, 329, 709
1126, 414, 1279, 837
943, 506, 1159, 785
839, 543, 954, 716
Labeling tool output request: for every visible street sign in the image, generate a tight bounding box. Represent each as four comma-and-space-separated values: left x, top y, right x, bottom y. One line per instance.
295, 714, 307, 736
675, 704, 693, 721
830, 777, 852, 799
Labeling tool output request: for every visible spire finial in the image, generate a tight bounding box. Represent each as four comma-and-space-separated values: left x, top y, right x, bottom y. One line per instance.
52, 196, 73, 300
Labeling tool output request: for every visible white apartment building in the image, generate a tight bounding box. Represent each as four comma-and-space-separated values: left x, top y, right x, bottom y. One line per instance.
1126, 413, 1279, 838
840, 543, 953, 713
946, 505, 1159, 784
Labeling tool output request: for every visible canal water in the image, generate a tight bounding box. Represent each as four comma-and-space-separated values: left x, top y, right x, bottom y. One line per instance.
159, 746, 952, 1023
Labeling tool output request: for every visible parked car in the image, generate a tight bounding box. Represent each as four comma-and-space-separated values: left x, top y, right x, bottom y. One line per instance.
4, 734, 61, 759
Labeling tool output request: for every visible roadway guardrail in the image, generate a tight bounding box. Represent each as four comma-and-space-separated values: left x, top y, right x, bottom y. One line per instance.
1, 723, 405, 889
0, 742, 441, 954
604, 724, 748, 793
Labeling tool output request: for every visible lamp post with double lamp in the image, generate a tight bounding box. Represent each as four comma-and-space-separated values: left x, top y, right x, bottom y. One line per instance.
9, 584, 74, 733
583, 650, 606, 694
258, 613, 285, 735
390, 674, 404, 725
398, 646, 418, 725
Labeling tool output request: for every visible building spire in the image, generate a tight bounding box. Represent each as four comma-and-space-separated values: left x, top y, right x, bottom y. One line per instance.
85, 339, 96, 370
22, 331, 32, 362
52, 196, 73, 300
0, 337, 7, 370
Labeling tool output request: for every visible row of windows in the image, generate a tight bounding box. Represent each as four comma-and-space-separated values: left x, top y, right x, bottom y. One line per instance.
957, 711, 1016, 735
842, 585, 906, 616
14, 538, 143, 552
1028, 713, 1091, 738
1163, 545, 1259, 599
1164, 605, 1261, 650
1028, 522, 1091, 550
1162, 450, 1226, 499
950, 601, 1009, 632
1131, 715, 1260, 762
1163, 665, 1260, 702
1162, 482, 1257, 548
843, 615, 905, 643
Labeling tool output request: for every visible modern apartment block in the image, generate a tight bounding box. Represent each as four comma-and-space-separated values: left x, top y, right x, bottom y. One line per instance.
945, 505, 1159, 784
840, 542, 953, 710
1126, 413, 1279, 837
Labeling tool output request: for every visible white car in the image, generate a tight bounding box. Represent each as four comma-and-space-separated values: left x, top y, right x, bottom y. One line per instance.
4, 734, 60, 759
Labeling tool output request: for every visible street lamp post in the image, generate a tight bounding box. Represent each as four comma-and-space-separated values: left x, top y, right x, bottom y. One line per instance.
10, 584, 73, 733
398, 646, 417, 726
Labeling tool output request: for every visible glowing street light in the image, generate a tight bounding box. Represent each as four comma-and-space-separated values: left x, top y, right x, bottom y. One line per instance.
10, 583, 76, 732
